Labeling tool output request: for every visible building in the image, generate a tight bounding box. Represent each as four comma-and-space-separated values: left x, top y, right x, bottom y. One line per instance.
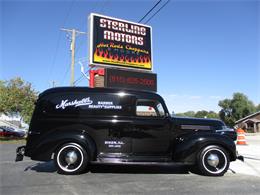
235, 111, 260, 133
0, 113, 28, 129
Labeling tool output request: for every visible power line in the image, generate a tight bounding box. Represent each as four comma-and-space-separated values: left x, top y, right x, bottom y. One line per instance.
76, 0, 109, 56
74, 0, 165, 87
61, 28, 86, 86
100, 0, 110, 14
74, 75, 84, 85
75, 39, 85, 55
72, 0, 109, 86
74, 63, 91, 85
73, 0, 168, 86
48, 33, 62, 83
61, 64, 70, 85
138, 0, 162, 23
144, 0, 171, 24
62, 0, 76, 26
47, 0, 76, 86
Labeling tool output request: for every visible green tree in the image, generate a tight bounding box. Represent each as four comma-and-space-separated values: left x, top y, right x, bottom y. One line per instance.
218, 93, 256, 127
175, 110, 219, 119
0, 77, 38, 124
175, 111, 195, 117
195, 110, 219, 119
256, 104, 260, 112
194, 110, 208, 118
207, 111, 219, 119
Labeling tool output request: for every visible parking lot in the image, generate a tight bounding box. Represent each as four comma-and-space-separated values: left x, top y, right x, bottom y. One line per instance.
1, 138, 260, 195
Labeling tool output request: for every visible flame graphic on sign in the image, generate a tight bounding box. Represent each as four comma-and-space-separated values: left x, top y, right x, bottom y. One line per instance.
94, 48, 152, 69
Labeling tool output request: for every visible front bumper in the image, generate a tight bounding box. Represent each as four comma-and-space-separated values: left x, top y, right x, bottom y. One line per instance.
15, 146, 25, 162
236, 151, 244, 162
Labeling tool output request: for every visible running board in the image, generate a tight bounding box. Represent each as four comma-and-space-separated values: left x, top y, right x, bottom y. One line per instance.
91, 158, 192, 166
91, 161, 188, 166
97, 153, 171, 162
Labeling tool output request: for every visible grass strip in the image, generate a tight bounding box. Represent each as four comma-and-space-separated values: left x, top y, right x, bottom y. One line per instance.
0, 138, 26, 144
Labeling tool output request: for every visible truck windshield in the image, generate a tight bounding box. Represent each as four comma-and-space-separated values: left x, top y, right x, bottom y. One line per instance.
156, 103, 165, 117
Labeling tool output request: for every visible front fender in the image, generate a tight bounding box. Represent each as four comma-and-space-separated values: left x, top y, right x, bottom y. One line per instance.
28, 127, 97, 161
173, 132, 236, 164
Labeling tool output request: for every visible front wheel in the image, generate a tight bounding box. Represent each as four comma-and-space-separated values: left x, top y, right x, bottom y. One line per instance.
54, 143, 89, 175
197, 145, 230, 176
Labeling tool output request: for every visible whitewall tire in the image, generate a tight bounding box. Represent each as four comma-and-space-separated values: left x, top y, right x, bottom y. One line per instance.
54, 143, 88, 175
197, 145, 230, 176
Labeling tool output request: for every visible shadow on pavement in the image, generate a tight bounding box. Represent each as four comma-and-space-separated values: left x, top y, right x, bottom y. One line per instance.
24, 160, 190, 174
89, 164, 190, 174
24, 161, 57, 173
244, 156, 260, 161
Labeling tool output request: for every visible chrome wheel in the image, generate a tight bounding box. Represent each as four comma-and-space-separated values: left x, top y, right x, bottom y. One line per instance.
55, 143, 88, 174
198, 145, 230, 176
65, 151, 78, 165
207, 154, 219, 167
202, 148, 227, 174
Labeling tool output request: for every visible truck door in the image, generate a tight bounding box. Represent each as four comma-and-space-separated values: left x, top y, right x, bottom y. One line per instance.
92, 94, 135, 159
131, 98, 172, 159
95, 118, 133, 158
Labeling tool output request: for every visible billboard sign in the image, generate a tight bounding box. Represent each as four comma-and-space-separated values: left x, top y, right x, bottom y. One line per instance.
105, 68, 157, 92
89, 13, 152, 71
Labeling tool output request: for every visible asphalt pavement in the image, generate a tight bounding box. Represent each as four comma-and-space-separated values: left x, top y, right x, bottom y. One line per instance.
1, 136, 260, 195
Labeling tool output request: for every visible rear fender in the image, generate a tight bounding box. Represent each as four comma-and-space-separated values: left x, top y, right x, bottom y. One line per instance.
29, 128, 97, 161
173, 133, 236, 164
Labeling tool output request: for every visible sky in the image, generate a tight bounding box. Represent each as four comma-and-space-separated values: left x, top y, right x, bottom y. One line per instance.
1, 0, 259, 113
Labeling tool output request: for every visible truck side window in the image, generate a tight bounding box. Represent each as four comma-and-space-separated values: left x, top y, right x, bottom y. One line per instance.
136, 99, 165, 117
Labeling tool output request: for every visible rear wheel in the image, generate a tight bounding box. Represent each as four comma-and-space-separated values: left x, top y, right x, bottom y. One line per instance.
197, 145, 230, 176
54, 143, 89, 175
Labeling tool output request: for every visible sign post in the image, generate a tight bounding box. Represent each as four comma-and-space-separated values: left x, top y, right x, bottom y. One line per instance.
88, 13, 157, 92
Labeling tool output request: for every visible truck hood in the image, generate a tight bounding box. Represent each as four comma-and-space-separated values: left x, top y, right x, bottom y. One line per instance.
173, 116, 225, 130
172, 116, 237, 141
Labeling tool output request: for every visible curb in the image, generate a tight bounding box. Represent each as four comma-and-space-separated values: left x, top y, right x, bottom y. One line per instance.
244, 133, 260, 136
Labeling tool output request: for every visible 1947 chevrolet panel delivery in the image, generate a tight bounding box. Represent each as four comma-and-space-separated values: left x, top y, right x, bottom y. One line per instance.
16, 87, 240, 176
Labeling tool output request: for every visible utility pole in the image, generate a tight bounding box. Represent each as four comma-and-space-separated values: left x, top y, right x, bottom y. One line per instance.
50, 81, 57, 88
61, 28, 86, 86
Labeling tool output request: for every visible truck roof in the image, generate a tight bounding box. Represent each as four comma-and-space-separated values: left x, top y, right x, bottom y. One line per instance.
39, 87, 160, 99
